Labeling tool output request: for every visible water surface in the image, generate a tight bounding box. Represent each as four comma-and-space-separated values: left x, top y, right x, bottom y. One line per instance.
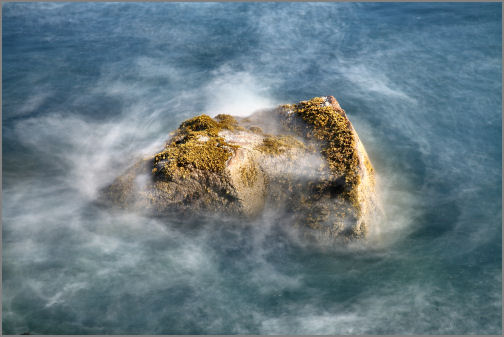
2, 2, 502, 334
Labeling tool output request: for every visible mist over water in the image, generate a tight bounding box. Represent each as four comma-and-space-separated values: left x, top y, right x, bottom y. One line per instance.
2, 2, 501, 334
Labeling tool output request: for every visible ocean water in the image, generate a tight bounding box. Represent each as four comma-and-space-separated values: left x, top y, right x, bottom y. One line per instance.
2, 2, 501, 334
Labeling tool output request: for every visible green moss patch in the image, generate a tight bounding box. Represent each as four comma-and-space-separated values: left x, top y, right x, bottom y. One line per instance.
153, 114, 240, 180
256, 135, 306, 155
239, 164, 258, 187
248, 126, 264, 134
288, 97, 363, 211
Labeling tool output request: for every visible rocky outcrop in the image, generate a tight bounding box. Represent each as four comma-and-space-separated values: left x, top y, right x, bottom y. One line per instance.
102, 96, 378, 240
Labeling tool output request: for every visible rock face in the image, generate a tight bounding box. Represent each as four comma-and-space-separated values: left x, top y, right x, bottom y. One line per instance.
102, 96, 378, 240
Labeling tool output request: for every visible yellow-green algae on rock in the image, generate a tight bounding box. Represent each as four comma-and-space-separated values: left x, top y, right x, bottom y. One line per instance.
277, 96, 376, 238
102, 96, 378, 241
256, 135, 306, 155
152, 114, 238, 180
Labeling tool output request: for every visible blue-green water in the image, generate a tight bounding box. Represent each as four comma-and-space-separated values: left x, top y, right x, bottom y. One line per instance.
2, 2, 501, 334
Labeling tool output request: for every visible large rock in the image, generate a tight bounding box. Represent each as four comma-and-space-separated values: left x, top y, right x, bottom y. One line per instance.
102, 96, 378, 240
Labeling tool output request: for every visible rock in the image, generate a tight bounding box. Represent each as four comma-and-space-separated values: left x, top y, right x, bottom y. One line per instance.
102, 96, 378, 240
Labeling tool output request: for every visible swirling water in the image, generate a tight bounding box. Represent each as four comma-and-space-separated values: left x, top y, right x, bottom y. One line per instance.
2, 3, 501, 334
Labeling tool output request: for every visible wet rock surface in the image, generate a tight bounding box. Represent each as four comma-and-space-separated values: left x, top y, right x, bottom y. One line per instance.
102, 96, 378, 240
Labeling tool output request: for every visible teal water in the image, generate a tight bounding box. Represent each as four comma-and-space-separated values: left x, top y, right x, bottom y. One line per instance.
2, 2, 502, 334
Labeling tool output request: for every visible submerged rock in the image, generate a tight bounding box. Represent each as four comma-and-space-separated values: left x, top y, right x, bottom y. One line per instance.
102, 96, 378, 240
